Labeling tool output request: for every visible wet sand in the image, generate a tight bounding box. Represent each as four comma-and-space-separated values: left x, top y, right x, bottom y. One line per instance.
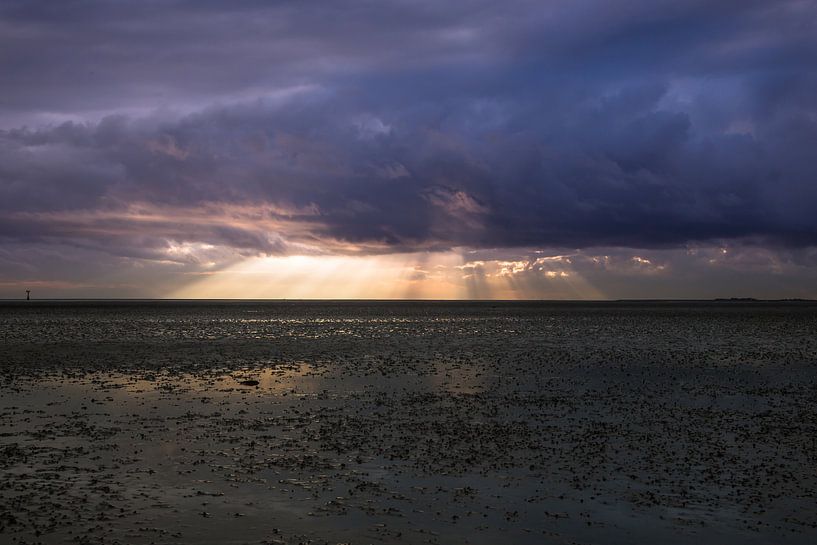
2, 301, 817, 544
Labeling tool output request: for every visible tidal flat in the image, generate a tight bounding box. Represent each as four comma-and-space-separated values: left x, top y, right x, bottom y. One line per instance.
1, 301, 816, 544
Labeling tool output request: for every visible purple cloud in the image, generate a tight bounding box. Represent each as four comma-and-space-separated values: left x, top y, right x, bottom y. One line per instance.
1, 0, 816, 297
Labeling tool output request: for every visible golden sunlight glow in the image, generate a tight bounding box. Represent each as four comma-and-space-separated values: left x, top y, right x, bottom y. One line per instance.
168, 251, 606, 300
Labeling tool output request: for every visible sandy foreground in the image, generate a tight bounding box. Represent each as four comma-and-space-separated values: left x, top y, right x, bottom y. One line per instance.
1, 301, 816, 544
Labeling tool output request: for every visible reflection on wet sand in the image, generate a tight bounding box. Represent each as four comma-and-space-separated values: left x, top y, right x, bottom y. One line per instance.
2, 301, 817, 544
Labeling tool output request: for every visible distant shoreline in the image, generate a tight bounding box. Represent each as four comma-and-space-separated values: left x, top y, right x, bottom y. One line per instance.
1, 298, 815, 304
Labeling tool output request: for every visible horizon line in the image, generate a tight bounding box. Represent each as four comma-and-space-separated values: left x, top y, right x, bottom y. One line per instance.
1, 297, 815, 303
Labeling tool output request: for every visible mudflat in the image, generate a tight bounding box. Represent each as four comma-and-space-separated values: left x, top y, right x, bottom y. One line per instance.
1, 301, 816, 544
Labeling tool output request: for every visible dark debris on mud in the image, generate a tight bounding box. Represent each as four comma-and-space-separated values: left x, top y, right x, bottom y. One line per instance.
2, 301, 817, 544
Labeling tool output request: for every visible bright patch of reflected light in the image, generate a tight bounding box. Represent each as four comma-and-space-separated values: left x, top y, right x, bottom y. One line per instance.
167, 251, 605, 300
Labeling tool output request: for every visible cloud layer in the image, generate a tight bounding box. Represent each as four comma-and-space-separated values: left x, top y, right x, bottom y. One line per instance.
1, 0, 816, 297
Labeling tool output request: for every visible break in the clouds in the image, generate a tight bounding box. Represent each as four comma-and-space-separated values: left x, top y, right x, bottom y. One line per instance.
1, 0, 817, 298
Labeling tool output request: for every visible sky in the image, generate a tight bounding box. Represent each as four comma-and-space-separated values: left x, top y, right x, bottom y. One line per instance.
1, 0, 817, 299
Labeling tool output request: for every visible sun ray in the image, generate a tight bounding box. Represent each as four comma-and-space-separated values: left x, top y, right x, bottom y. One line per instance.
167, 250, 605, 300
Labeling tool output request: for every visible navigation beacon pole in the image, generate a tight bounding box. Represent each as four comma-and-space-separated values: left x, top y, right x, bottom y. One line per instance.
26, 289, 30, 301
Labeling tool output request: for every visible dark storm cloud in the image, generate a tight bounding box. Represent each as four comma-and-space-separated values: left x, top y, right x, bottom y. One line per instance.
1, 0, 816, 259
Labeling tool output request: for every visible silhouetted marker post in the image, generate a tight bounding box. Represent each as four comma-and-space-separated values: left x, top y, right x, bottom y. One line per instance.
26, 290, 30, 301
